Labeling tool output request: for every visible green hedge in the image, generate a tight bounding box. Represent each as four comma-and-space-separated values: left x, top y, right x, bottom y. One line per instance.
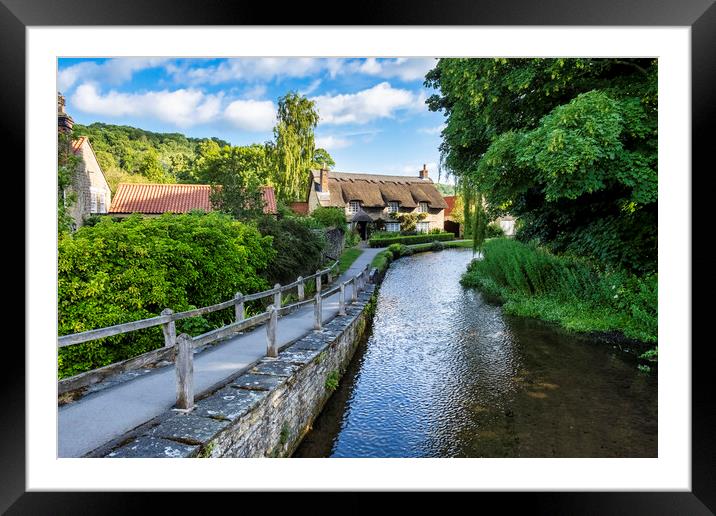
369, 232, 454, 247
58, 212, 275, 378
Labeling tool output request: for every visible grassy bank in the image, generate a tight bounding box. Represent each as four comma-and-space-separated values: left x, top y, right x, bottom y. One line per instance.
460, 239, 657, 350
336, 247, 363, 274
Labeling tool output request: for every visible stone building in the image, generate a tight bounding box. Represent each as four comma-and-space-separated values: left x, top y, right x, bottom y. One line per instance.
58, 93, 112, 229
306, 165, 448, 240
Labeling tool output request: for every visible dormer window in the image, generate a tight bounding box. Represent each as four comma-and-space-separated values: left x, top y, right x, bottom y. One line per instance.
348, 201, 361, 214
387, 201, 399, 213
418, 202, 428, 213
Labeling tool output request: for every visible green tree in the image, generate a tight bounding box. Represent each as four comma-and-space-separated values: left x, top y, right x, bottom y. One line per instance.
425, 58, 657, 272
272, 92, 320, 202
312, 147, 335, 169
193, 140, 272, 220
137, 147, 172, 183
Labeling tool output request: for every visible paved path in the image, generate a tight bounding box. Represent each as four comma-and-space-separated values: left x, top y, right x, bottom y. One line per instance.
58, 248, 383, 458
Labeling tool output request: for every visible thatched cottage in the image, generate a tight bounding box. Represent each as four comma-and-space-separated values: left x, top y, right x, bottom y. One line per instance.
58, 93, 112, 229
307, 165, 448, 239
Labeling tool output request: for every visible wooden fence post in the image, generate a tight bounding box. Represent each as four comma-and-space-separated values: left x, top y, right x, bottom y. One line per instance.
266, 305, 278, 357
297, 276, 304, 301
351, 277, 357, 303
175, 333, 194, 410
161, 308, 176, 348
327, 267, 333, 284
339, 282, 346, 316
234, 292, 244, 322
314, 293, 322, 330
316, 270, 322, 293
274, 283, 282, 310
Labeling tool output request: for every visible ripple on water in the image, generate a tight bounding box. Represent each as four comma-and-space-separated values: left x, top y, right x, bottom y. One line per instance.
293, 249, 657, 458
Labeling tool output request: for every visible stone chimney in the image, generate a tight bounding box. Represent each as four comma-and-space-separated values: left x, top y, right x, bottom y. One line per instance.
58, 92, 74, 135
320, 164, 329, 192
419, 164, 429, 180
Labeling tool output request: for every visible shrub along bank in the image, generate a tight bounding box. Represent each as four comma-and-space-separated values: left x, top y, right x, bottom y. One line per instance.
460, 238, 657, 347
58, 212, 276, 378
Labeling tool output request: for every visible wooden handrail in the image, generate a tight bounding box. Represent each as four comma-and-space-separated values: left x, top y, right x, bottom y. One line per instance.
59, 255, 373, 409
58, 263, 339, 347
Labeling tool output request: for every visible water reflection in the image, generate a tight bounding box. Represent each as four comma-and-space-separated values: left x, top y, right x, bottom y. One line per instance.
294, 249, 657, 458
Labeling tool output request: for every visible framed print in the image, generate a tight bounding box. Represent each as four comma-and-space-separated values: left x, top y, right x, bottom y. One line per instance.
6, 0, 713, 512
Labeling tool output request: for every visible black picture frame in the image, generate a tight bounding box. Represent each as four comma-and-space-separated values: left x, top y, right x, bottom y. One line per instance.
5, 0, 712, 512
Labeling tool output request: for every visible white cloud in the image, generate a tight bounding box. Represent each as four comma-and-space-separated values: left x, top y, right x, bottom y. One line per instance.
355, 58, 436, 81
71, 82, 222, 128
419, 124, 445, 135
313, 82, 424, 125
223, 99, 276, 132
300, 79, 322, 96
315, 135, 352, 150
58, 58, 169, 92
173, 58, 326, 85
240, 84, 268, 100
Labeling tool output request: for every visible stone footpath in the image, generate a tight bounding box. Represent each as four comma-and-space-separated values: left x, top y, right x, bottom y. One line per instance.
106, 286, 375, 458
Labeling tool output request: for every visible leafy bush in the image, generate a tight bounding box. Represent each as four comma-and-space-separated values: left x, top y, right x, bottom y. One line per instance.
387, 243, 413, 259
310, 206, 348, 232
369, 232, 454, 247
429, 227, 443, 234
256, 215, 326, 285
58, 212, 275, 378
460, 238, 657, 343
389, 212, 427, 232
345, 230, 361, 247
485, 222, 504, 238
430, 240, 445, 251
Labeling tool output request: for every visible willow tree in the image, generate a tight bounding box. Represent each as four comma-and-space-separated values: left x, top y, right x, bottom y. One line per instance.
272, 92, 320, 202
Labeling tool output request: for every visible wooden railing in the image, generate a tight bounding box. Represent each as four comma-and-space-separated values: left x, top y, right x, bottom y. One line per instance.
58, 260, 374, 410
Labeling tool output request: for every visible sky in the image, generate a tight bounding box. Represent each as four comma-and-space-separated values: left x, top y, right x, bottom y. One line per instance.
57, 57, 452, 183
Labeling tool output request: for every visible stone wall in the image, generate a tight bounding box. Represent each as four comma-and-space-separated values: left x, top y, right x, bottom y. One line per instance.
323, 227, 345, 261
104, 285, 376, 458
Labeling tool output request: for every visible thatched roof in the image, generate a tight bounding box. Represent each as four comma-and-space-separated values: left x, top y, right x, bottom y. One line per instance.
311, 170, 448, 210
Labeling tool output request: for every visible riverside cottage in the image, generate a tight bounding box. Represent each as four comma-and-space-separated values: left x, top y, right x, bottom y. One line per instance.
306, 164, 448, 240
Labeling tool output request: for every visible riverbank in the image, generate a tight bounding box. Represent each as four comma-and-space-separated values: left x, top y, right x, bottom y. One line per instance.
460, 238, 657, 369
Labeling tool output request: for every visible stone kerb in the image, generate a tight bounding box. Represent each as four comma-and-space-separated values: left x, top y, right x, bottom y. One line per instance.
105, 285, 375, 458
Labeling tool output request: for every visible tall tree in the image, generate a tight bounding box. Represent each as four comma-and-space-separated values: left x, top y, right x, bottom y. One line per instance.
272, 92, 320, 202
425, 58, 657, 272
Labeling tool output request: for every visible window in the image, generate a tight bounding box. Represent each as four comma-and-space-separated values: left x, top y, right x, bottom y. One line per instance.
387, 201, 399, 213
385, 222, 400, 233
417, 222, 430, 233
418, 202, 429, 213
90, 192, 98, 213
98, 193, 106, 213
348, 201, 361, 214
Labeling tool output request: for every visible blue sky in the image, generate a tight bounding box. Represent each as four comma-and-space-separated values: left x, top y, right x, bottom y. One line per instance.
57, 57, 451, 182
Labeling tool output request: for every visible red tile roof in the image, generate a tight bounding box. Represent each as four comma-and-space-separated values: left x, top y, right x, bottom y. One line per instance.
109, 183, 277, 215
443, 195, 457, 218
